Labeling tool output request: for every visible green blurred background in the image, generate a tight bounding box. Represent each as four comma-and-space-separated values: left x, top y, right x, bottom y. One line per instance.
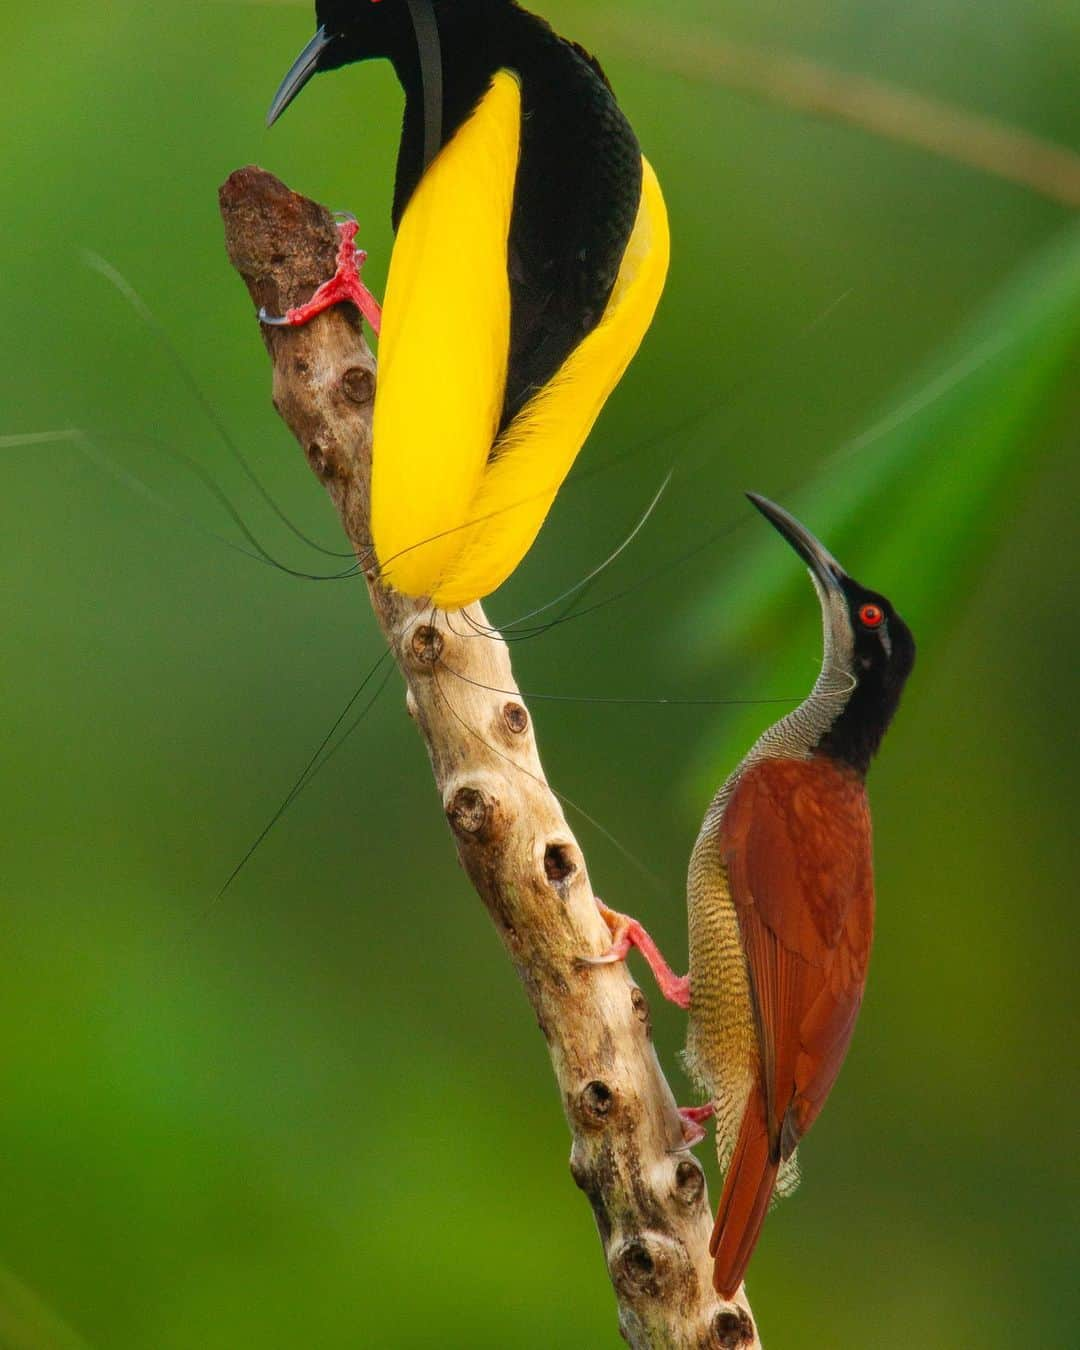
2, 1, 1078, 1346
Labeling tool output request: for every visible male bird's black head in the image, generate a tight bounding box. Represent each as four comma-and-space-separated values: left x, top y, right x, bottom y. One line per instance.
268, 1, 517, 182
267, 2, 416, 125
314, 0, 419, 64
747, 493, 916, 775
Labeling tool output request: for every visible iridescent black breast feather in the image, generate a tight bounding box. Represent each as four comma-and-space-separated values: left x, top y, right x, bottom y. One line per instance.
382, 1, 644, 430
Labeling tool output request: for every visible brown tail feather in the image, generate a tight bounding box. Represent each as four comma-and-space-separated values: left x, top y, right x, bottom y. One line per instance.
709, 1098, 778, 1299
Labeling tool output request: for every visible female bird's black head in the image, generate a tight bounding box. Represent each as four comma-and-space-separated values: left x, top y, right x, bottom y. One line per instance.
747, 493, 916, 775
822, 575, 916, 772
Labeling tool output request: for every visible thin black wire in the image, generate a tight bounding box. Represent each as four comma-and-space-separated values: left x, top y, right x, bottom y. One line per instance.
77, 251, 858, 620
379, 293, 856, 600
455, 470, 673, 642
73, 428, 365, 581
430, 653, 669, 898
299, 660, 396, 781
67, 249, 862, 950
437, 662, 800, 708
459, 319, 1013, 646
83, 264, 930, 909
82, 249, 358, 560
204, 649, 393, 916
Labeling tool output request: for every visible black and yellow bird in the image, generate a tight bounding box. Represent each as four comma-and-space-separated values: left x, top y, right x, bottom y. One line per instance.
266, 0, 669, 607
590, 495, 915, 1297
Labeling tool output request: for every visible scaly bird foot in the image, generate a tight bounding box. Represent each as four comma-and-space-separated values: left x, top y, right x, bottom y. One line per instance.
676, 1103, 716, 1149
259, 219, 383, 335
582, 897, 691, 1010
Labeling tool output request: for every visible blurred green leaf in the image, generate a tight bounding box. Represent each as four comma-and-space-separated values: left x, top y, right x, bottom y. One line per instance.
681, 219, 1080, 800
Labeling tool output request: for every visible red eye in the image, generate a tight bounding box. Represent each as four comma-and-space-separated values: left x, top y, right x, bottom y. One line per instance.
859, 603, 884, 628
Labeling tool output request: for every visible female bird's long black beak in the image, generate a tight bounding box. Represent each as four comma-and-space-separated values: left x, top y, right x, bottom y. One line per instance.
746, 493, 847, 594
267, 26, 332, 127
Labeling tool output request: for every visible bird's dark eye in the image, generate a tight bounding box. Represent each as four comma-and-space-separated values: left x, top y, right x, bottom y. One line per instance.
859, 603, 884, 629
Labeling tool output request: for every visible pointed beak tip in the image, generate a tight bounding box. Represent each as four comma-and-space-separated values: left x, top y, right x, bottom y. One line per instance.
748, 493, 847, 590
264, 94, 289, 129
265, 97, 288, 129
744, 491, 784, 530
266, 26, 331, 129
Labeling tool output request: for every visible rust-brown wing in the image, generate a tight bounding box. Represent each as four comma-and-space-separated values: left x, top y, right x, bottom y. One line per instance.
719, 756, 875, 1157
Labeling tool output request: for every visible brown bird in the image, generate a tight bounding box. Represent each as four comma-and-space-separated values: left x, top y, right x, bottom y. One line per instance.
589, 493, 916, 1297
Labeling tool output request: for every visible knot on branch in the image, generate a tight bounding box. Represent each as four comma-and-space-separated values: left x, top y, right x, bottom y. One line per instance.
406, 621, 444, 668
501, 700, 529, 735
445, 780, 500, 842
711, 1307, 757, 1348
342, 364, 375, 405
542, 840, 577, 894
305, 437, 342, 483
492, 698, 533, 751
673, 1158, 707, 1208
576, 1079, 616, 1129
630, 986, 652, 1030
610, 1232, 692, 1304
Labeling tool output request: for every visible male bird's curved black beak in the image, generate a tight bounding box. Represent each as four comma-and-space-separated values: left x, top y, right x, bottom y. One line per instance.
267, 26, 333, 127
746, 492, 847, 594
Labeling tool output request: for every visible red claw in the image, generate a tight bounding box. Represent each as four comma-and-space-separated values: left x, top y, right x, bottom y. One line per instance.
260, 219, 383, 334
677, 1103, 716, 1148
586, 897, 691, 1010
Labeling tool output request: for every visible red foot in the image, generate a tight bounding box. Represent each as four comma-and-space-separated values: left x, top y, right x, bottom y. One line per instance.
260, 219, 382, 335
584, 898, 691, 1010
677, 1103, 716, 1148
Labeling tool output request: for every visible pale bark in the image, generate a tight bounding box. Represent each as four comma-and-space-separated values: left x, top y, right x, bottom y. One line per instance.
219, 166, 760, 1350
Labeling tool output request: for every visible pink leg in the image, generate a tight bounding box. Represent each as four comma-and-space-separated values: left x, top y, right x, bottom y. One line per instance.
585, 898, 691, 1010
260, 219, 383, 335
677, 1103, 716, 1148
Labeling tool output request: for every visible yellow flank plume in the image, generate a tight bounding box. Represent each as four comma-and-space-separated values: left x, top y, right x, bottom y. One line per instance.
432, 160, 670, 610
372, 70, 670, 610
371, 72, 520, 598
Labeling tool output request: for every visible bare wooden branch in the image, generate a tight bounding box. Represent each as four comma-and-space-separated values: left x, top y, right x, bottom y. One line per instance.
219, 166, 760, 1350
590, 12, 1080, 209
